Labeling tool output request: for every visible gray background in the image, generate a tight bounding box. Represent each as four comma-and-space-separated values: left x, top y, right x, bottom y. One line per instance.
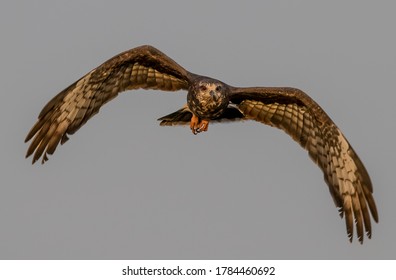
1, 0, 395, 259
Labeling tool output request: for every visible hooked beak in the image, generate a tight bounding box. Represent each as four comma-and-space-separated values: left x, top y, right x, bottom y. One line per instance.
210, 90, 219, 101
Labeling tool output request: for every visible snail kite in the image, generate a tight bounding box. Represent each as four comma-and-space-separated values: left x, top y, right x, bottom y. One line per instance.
25, 45, 378, 243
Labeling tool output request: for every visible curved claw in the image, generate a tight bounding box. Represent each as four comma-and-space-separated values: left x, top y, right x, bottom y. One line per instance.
190, 114, 209, 135
198, 120, 209, 132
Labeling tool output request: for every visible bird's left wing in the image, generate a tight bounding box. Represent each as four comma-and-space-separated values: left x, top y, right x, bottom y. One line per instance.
229, 86, 378, 243
25, 45, 192, 164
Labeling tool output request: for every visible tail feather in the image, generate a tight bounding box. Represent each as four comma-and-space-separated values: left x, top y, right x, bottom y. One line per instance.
157, 105, 192, 126
158, 104, 246, 126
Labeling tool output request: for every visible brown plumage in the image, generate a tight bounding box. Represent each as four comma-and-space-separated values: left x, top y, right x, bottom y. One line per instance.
25, 45, 378, 243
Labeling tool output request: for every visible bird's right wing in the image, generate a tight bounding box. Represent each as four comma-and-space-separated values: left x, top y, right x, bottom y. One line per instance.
25, 45, 192, 164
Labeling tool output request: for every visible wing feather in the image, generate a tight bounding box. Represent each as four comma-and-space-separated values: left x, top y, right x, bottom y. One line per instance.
230, 87, 378, 243
25, 45, 192, 163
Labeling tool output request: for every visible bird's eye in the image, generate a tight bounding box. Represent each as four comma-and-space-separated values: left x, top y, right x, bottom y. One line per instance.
199, 85, 207, 91
216, 86, 222, 91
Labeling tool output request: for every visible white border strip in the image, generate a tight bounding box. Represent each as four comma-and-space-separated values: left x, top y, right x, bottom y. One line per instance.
0, 260, 391, 280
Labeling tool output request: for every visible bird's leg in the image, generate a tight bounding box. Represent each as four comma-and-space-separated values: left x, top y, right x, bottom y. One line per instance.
190, 114, 199, 134
198, 120, 209, 133
190, 114, 209, 135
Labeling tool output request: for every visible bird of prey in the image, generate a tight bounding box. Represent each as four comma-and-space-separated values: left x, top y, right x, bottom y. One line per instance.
25, 45, 378, 243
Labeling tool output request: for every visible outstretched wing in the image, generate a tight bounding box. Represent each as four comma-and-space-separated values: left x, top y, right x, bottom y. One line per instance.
25, 45, 192, 164
229, 86, 378, 243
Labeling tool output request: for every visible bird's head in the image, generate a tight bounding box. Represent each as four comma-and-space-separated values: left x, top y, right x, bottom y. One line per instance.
187, 79, 230, 119
193, 79, 228, 102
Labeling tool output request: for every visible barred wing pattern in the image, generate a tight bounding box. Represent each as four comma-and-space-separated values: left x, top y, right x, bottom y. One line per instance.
231, 87, 378, 243
25, 46, 191, 164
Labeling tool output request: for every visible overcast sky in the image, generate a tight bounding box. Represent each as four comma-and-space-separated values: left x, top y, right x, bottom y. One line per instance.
1, 1, 395, 259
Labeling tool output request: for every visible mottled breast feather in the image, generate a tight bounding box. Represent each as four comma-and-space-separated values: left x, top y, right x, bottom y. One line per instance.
230, 87, 378, 243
